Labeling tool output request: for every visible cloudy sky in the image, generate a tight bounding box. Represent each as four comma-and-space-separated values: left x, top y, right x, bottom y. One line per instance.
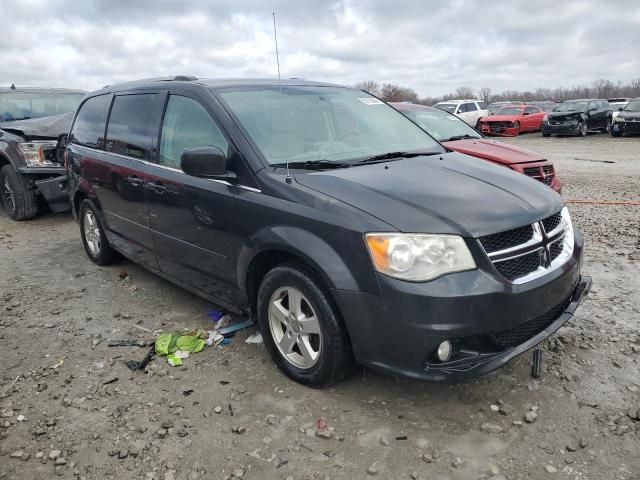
2, 0, 639, 96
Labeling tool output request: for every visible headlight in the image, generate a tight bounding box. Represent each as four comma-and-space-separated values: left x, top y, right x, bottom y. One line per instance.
559, 207, 575, 260
18, 141, 59, 167
543, 114, 548, 123
614, 116, 625, 123
365, 233, 476, 281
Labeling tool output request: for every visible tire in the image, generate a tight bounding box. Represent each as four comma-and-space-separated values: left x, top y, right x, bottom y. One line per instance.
603, 118, 612, 133
257, 262, 353, 387
611, 129, 622, 137
513, 121, 520, 136
578, 122, 588, 137
542, 133, 551, 137
79, 199, 119, 265
0, 164, 38, 220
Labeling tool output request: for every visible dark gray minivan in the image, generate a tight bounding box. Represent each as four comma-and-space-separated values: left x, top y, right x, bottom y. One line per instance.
66, 77, 590, 387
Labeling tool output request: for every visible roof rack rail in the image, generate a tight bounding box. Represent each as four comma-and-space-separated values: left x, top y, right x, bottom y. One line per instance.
172, 75, 198, 81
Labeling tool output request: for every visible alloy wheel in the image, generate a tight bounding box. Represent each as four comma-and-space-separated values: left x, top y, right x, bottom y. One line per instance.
2, 177, 16, 213
83, 210, 102, 256
268, 286, 322, 369
580, 123, 588, 136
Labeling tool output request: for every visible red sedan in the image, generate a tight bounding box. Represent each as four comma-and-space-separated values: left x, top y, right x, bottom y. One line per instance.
391, 102, 562, 193
478, 104, 546, 136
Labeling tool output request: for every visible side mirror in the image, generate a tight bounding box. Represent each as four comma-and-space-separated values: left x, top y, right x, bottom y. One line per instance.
618, 107, 624, 112
523, 112, 530, 116
180, 146, 234, 179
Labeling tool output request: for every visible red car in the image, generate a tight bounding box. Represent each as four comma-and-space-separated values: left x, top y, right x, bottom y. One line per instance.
391, 102, 562, 193
478, 104, 546, 136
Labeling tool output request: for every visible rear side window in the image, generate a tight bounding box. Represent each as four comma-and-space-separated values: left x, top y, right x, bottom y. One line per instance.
477, 102, 487, 109
106, 94, 157, 160
70, 94, 111, 149
159, 95, 228, 169
461, 103, 477, 112
524, 106, 538, 114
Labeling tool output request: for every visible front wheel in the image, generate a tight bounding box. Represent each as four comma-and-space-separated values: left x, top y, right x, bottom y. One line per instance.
257, 263, 353, 387
513, 121, 520, 136
542, 132, 551, 137
0, 165, 38, 220
79, 199, 119, 265
611, 129, 622, 137
578, 122, 588, 137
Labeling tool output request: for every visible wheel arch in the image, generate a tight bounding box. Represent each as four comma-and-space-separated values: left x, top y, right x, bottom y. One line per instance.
238, 226, 363, 312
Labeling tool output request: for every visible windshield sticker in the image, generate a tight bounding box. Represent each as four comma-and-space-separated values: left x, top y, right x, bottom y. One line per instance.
358, 97, 384, 105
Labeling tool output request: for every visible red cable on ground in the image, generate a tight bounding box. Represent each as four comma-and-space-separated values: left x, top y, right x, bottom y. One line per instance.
565, 200, 640, 206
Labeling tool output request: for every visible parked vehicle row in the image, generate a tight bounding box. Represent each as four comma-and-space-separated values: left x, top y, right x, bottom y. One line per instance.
390, 102, 561, 192
0, 86, 85, 220
59, 77, 590, 387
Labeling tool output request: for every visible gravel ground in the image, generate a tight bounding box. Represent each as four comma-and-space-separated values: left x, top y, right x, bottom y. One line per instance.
1, 132, 639, 480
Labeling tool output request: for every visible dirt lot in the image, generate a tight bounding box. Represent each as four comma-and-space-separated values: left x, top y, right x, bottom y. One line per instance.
1, 133, 639, 480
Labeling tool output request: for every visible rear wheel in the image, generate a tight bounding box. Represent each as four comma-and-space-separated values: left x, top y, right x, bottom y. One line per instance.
257, 263, 353, 387
79, 199, 119, 265
0, 165, 38, 220
603, 118, 612, 133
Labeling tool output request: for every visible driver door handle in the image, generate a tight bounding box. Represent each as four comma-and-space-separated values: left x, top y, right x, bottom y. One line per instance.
146, 182, 167, 194
127, 176, 144, 187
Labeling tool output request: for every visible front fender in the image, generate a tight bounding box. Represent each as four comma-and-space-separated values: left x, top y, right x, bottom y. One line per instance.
237, 225, 372, 297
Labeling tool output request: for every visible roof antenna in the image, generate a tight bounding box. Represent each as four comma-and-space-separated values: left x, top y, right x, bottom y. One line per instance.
273, 11, 291, 184
10, 83, 16, 90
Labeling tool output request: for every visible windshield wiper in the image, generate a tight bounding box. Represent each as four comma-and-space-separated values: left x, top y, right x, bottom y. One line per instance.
357, 151, 438, 164
443, 134, 478, 142
270, 160, 351, 170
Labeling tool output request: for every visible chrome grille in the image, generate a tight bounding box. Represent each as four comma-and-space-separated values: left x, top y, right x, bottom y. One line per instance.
479, 225, 534, 254
542, 212, 562, 233
479, 210, 572, 283
523, 164, 556, 187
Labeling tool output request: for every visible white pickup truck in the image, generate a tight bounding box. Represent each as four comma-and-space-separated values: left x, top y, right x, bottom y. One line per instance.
433, 99, 488, 127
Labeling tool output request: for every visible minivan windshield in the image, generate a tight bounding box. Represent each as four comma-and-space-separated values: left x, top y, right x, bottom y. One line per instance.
554, 101, 588, 113
624, 100, 640, 112
218, 86, 443, 165
0, 91, 84, 122
401, 107, 481, 142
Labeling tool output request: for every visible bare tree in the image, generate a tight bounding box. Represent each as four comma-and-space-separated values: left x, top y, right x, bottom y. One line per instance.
455, 86, 475, 99
592, 79, 615, 99
355, 80, 380, 96
379, 84, 419, 103
629, 78, 640, 97
478, 87, 492, 104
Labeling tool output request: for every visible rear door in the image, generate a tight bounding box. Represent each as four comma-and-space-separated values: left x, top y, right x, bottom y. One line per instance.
145, 92, 237, 303
98, 93, 162, 267
457, 103, 478, 125
587, 100, 603, 130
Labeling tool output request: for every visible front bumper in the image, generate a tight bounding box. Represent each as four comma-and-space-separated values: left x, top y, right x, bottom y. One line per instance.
480, 123, 519, 136
333, 231, 588, 382
612, 121, 640, 135
16, 167, 70, 212
542, 123, 580, 136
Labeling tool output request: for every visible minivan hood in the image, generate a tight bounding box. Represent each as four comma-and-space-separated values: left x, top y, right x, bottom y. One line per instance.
442, 138, 545, 166
0, 112, 73, 139
294, 152, 562, 238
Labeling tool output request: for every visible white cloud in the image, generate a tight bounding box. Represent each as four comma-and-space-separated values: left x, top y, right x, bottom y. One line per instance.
1, 0, 638, 96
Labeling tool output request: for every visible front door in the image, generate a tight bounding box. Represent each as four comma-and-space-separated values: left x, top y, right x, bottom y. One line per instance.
145, 94, 236, 303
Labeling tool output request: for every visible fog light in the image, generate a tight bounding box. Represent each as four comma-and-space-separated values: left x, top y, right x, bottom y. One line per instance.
436, 340, 453, 362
